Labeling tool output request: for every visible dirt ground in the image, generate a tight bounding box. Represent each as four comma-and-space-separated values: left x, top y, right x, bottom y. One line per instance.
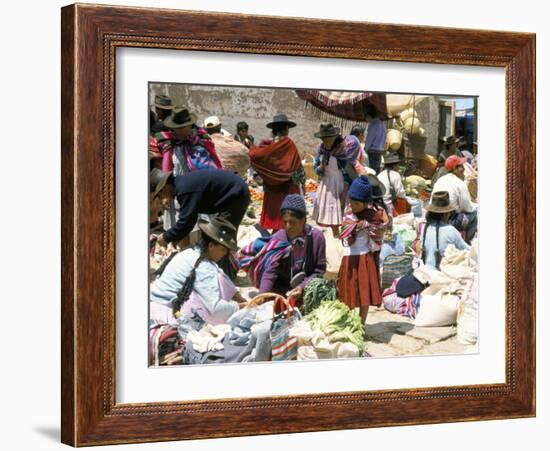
235, 197, 476, 359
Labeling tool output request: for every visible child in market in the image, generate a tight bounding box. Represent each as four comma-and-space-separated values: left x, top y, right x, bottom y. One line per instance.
337, 176, 390, 324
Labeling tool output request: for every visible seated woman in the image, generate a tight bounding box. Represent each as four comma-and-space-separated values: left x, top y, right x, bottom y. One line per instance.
149, 214, 247, 330
258, 194, 327, 301
419, 191, 470, 269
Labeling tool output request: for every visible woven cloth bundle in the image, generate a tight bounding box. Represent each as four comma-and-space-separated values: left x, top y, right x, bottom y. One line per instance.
210, 133, 250, 177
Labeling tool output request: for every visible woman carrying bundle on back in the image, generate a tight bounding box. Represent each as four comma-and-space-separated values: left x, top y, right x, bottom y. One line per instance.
338, 176, 390, 324
312, 123, 364, 238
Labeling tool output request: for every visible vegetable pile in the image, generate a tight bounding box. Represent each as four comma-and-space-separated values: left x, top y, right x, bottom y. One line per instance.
302, 278, 338, 315
249, 187, 264, 202
305, 179, 318, 193
404, 175, 430, 198
306, 301, 365, 354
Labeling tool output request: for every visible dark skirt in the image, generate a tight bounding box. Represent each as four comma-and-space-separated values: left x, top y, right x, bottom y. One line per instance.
337, 252, 382, 309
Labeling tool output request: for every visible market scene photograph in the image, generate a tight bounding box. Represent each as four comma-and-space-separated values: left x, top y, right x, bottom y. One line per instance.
148, 84, 479, 366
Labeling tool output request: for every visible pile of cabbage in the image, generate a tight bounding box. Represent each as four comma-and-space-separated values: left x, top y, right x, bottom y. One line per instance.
305, 301, 365, 354
404, 175, 430, 197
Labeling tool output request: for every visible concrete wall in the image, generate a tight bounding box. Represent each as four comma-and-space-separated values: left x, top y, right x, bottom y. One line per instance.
150, 83, 443, 157
413, 96, 441, 156
151, 83, 332, 156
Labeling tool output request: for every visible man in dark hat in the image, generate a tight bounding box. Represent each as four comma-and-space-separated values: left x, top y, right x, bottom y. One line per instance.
150, 94, 175, 133
377, 152, 408, 216
151, 168, 250, 249
249, 113, 305, 231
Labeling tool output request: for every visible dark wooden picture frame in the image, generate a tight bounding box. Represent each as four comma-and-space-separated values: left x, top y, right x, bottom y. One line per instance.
61, 3, 536, 446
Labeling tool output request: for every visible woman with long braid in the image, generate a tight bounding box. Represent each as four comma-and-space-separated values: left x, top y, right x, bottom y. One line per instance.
149, 215, 248, 329
416, 191, 470, 270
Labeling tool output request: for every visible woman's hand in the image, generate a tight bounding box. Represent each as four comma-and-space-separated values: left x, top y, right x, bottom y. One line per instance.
233, 291, 248, 306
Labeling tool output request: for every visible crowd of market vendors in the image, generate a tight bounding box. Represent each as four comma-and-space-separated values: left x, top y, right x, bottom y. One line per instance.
148, 93, 479, 365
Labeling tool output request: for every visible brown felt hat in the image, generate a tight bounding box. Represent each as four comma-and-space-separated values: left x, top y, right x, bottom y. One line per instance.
163, 107, 197, 129
198, 214, 239, 252
154, 94, 175, 110
425, 191, 457, 213
314, 123, 341, 138
150, 168, 173, 197
444, 135, 460, 146
367, 174, 386, 199
384, 152, 402, 165
266, 113, 296, 129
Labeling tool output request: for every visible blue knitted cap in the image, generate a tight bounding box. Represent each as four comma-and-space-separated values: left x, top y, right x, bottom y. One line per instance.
280, 194, 306, 214
348, 175, 373, 202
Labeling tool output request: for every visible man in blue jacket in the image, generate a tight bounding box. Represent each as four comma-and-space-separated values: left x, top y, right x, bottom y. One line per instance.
151, 169, 250, 248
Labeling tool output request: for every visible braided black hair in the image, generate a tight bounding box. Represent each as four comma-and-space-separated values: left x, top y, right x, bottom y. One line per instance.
171, 234, 214, 317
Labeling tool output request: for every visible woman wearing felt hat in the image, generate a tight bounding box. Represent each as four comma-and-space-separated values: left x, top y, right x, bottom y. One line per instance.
311, 123, 365, 237
416, 191, 470, 269
248, 113, 305, 231
337, 176, 390, 324
154, 107, 223, 175
149, 214, 248, 330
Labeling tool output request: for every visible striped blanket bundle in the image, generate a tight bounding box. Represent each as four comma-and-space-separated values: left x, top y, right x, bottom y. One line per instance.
237, 236, 292, 288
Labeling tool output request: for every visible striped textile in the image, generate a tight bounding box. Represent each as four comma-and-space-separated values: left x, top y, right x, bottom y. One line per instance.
339, 205, 389, 246
295, 90, 389, 122
237, 236, 292, 289
150, 128, 223, 173
149, 323, 179, 366
382, 277, 421, 319
317, 134, 361, 165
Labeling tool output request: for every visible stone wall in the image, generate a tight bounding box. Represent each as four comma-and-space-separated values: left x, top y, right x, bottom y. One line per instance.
150, 83, 443, 157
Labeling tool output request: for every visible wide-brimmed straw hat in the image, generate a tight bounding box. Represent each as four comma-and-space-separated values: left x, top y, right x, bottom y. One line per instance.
266, 113, 296, 129
163, 107, 197, 129
425, 191, 457, 213
198, 214, 239, 252
154, 94, 175, 110
314, 123, 341, 138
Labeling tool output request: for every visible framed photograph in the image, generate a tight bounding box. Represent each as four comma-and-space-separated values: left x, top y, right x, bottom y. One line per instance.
61, 3, 535, 446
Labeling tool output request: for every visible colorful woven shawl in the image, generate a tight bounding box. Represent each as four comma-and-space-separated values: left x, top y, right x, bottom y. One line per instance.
248, 137, 302, 186
237, 236, 292, 288
339, 205, 389, 246
317, 135, 361, 164
151, 129, 222, 172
